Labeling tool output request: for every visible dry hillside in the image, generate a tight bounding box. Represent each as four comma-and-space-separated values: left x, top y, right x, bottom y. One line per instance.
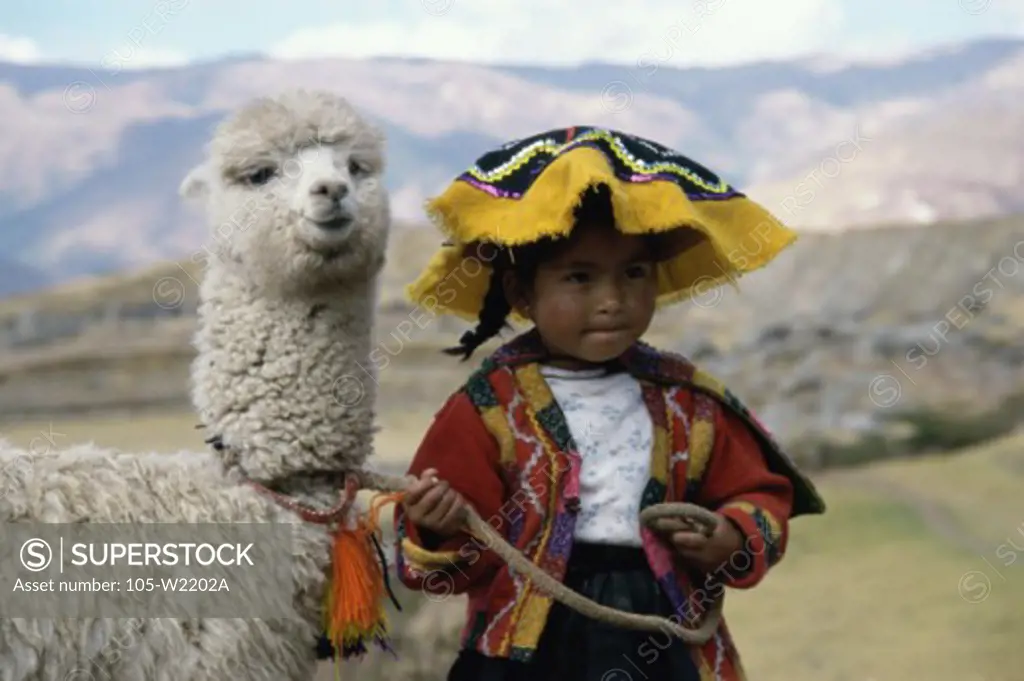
2, 213, 1023, 456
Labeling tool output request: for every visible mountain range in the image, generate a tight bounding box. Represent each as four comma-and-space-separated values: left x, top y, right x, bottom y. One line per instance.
1, 36, 1022, 297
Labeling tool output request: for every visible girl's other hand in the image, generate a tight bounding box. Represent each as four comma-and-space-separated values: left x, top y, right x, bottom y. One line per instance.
402, 468, 468, 538
651, 514, 744, 573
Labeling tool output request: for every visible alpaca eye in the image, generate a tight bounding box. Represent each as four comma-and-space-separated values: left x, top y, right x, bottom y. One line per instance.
242, 166, 277, 185
348, 159, 369, 176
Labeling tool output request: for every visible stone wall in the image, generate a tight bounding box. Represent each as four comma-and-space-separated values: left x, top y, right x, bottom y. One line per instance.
0, 299, 198, 350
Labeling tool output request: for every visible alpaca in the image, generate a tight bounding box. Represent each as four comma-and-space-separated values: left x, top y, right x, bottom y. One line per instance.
0, 89, 390, 681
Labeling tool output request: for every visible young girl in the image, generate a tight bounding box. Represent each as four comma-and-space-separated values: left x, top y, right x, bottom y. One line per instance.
393, 127, 825, 681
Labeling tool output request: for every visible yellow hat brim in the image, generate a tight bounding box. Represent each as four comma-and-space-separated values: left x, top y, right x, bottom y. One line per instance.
405, 144, 797, 322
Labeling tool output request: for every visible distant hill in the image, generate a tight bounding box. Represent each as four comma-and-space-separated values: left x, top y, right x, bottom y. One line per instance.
2, 213, 1022, 450
0, 259, 51, 298
0, 36, 1022, 296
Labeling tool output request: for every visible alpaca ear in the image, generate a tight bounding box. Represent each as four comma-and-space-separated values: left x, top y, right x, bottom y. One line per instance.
179, 164, 211, 200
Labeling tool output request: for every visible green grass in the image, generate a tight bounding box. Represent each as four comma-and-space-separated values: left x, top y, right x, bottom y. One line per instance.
724, 434, 1024, 681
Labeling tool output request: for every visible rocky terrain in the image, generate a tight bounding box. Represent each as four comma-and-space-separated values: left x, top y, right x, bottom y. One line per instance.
2, 213, 1021, 457
670, 215, 1024, 445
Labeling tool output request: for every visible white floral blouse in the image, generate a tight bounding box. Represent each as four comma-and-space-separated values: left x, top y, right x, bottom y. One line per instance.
538, 364, 653, 547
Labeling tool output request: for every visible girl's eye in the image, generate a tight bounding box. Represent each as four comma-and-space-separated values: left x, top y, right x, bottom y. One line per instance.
565, 271, 589, 283
626, 264, 652, 278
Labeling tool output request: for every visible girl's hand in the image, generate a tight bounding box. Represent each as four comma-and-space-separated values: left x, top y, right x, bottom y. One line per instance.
402, 468, 468, 538
651, 514, 744, 573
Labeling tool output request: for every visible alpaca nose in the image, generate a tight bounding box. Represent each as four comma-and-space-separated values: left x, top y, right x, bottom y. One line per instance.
309, 178, 349, 201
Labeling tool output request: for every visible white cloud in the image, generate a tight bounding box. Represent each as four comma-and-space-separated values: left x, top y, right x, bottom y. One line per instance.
269, 0, 847, 67
0, 35, 42, 64
0, 33, 188, 70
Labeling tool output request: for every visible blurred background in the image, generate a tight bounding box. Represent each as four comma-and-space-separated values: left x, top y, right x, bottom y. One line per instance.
1, 0, 1023, 679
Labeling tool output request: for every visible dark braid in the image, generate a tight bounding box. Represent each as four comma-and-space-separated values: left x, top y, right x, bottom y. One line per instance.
442, 265, 513, 361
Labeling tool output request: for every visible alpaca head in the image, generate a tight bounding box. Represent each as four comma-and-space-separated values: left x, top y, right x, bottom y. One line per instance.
182, 90, 391, 492
180, 89, 390, 294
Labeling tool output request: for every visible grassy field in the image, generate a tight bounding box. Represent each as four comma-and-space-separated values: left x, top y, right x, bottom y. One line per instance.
0, 408, 437, 465
722, 433, 1024, 681
1, 413, 1021, 681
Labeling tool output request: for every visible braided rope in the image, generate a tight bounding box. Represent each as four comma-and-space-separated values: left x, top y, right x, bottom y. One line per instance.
359, 470, 725, 645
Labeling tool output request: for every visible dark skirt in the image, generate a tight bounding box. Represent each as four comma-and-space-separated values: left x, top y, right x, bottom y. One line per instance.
447, 542, 704, 681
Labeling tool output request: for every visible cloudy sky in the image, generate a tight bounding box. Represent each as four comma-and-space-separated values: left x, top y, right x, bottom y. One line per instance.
3, 0, 1023, 69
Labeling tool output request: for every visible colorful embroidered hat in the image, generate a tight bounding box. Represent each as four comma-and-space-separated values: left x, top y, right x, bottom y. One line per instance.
406, 126, 798, 321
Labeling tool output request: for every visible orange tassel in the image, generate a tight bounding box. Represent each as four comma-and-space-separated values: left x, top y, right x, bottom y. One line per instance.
322, 486, 407, 668
323, 519, 388, 657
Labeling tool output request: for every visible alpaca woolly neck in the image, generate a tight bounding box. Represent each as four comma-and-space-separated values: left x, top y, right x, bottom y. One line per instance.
190, 262, 380, 506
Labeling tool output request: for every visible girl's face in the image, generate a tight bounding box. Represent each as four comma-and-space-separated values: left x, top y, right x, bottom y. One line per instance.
506, 222, 659, 369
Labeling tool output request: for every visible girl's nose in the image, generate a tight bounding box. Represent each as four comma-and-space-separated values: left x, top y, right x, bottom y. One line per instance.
596, 284, 625, 313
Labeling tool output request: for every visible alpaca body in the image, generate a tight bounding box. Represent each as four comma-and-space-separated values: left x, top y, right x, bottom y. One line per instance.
0, 444, 331, 680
